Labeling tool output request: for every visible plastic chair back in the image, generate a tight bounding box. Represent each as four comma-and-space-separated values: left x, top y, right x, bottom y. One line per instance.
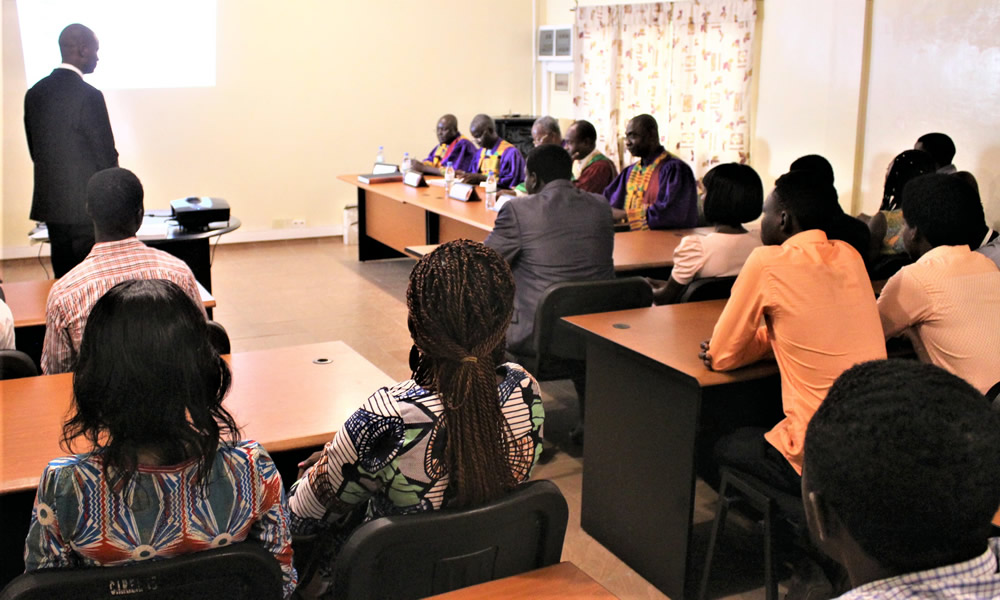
0, 350, 39, 380
987, 380, 1000, 412
330, 480, 568, 600
678, 276, 738, 303
0, 543, 282, 600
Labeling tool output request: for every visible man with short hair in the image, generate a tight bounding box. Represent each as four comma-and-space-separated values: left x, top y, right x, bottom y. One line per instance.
701, 171, 886, 494
914, 132, 957, 174
877, 173, 1000, 394
485, 144, 614, 356
24, 23, 119, 277
787, 155, 870, 261
459, 114, 526, 189
530, 116, 562, 147
413, 114, 477, 175
42, 168, 204, 374
803, 359, 1000, 599
603, 114, 697, 230
565, 120, 617, 195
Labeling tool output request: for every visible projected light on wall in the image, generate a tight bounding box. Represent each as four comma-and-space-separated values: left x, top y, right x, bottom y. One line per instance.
18, 0, 217, 89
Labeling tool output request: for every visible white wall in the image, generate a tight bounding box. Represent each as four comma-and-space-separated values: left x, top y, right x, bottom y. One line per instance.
2, 0, 534, 258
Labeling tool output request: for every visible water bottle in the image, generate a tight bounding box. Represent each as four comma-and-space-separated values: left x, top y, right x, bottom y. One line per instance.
485, 170, 497, 209
402, 152, 411, 171
375, 145, 385, 164
444, 161, 455, 192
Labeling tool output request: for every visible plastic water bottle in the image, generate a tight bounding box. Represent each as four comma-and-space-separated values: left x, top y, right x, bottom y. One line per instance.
402, 152, 411, 171
444, 161, 455, 192
485, 170, 497, 209
375, 145, 385, 164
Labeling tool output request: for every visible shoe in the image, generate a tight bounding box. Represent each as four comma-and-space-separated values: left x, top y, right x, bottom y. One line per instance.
569, 425, 584, 446
785, 558, 833, 600
537, 440, 558, 464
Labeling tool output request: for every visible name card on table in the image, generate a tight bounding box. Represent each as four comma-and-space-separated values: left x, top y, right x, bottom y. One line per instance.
403, 171, 427, 187
448, 182, 480, 202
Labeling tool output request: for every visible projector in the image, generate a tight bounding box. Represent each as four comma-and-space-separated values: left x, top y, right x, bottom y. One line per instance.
170, 197, 230, 231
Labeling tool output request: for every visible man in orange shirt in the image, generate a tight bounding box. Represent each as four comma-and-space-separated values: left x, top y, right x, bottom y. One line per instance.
699, 171, 886, 495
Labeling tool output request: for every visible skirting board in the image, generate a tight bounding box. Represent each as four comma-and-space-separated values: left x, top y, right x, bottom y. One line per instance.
1, 225, 342, 261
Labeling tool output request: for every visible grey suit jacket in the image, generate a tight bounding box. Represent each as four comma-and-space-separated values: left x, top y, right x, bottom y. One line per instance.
24, 68, 119, 224
485, 179, 615, 356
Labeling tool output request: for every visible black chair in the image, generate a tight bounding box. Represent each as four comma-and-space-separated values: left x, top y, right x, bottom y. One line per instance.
323, 479, 568, 600
0, 350, 39, 380
987, 380, 1000, 411
207, 320, 231, 355
698, 468, 806, 600
0, 543, 283, 600
678, 276, 738, 303
514, 277, 654, 381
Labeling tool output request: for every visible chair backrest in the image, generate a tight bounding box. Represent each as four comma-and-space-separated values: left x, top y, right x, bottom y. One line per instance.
0, 350, 39, 380
206, 320, 231, 355
987, 380, 1000, 412
678, 276, 738, 303
331, 479, 569, 600
532, 277, 653, 364
0, 543, 282, 600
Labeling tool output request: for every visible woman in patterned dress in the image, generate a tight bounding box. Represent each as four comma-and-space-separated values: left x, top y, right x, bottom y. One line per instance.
288, 240, 545, 599
23, 279, 297, 597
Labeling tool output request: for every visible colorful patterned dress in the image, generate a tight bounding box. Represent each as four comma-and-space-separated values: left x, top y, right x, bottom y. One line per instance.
287, 363, 544, 597
24, 440, 297, 598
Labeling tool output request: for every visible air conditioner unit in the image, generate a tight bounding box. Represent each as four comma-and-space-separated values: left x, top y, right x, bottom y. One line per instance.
538, 25, 572, 61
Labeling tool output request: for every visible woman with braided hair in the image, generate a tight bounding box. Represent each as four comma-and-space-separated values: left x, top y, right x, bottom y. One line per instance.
287, 239, 544, 598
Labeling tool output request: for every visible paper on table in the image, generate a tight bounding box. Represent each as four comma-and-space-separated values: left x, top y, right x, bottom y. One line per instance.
136, 222, 170, 238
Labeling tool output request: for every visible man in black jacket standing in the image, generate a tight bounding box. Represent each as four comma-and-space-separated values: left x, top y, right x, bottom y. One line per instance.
25, 23, 119, 277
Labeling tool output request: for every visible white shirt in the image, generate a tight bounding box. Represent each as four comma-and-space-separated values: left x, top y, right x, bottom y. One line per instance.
57, 63, 83, 77
671, 230, 762, 285
0, 298, 14, 351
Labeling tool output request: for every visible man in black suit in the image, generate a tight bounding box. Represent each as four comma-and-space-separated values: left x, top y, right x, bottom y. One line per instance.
24, 23, 119, 277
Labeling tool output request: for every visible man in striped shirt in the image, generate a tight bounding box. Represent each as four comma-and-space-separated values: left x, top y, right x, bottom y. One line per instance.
42, 168, 204, 374
802, 360, 1000, 600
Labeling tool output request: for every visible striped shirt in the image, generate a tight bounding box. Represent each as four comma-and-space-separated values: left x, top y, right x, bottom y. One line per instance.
877, 245, 1000, 394
288, 363, 544, 529
41, 237, 204, 374
835, 538, 1000, 599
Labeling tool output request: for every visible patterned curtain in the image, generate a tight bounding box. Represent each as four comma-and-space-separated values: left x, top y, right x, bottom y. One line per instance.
573, 0, 757, 176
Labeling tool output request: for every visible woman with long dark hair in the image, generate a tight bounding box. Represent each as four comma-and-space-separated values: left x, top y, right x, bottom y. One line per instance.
23, 279, 296, 597
288, 240, 544, 597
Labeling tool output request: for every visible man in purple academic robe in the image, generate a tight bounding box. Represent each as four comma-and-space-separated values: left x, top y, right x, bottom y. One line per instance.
459, 114, 526, 189
411, 113, 477, 175
603, 114, 698, 230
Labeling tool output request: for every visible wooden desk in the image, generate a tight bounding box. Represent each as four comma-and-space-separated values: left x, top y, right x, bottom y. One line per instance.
338, 175, 494, 260
564, 301, 779, 599
426, 562, 618, 599
0, 341, 393, 495
7, 280, 216, 329
611, 227, 714, 273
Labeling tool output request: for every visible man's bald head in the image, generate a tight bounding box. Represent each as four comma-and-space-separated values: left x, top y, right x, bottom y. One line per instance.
470, 114, 498, 149
625, 114, 662, 160
531, 116, 562, 147
59, 24, 99, 74
436, 114, 460, 144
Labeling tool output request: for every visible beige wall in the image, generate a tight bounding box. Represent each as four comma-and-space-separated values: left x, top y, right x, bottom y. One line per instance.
2, 0, 534, 258
537, 0, 1000, 227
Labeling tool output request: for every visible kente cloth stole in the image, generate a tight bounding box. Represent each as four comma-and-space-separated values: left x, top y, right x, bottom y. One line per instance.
478, 140, 514, 175
432, 136, 467, 167
624, 151, 670, 231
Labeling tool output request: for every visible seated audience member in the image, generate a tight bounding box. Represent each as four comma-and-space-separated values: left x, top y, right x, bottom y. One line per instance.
803, 359, 1000, 600
789, 155, 871, 260
979, 235, 1000, 269
485, 144, 615, 355
952, 170, 997, 249
41, 168, 204, 374
0, 294, 13, 350
531, 115, 562, 147
603, 114, 698, 231
288, 240, 544, 597
877, 174, 1000, 394
24, 279, 296, 597
564, 119, 618, 195
866, 149, 936, 269
413, 113, 478, 175
914, 131, 957, 173
460, 114, 526, 188
648, 163, 763, 305
700, 170, 886, 495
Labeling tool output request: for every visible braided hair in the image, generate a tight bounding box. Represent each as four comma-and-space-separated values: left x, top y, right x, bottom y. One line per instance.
880, 149, 936, 211
406, 240, 518, 507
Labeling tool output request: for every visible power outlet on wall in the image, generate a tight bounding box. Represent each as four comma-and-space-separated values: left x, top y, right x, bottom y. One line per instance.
291, 219, 306, 228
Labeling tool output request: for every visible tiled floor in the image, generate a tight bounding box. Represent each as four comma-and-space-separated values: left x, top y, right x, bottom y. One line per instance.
2, 237, 784, 600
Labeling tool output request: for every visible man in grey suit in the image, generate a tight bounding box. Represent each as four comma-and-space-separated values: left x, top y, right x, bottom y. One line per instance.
24, 24, 119, 277
486, 144, 615, 356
